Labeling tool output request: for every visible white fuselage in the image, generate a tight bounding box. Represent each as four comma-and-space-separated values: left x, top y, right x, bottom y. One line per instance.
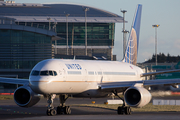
29, 59, 143, 97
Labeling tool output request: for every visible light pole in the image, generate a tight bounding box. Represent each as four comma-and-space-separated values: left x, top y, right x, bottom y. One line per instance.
66, 14, 70, 55
121, 10, 129, 55
84, 7, 89, 56
54, 22, 57, 54
47, 17, 51, 30
152, 24, 160, 65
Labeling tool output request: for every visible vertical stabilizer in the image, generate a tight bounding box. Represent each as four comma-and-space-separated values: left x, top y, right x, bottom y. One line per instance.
122, 4, 142, 65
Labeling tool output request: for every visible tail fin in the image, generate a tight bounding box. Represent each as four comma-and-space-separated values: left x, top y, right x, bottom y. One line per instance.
122, 4, 142, 65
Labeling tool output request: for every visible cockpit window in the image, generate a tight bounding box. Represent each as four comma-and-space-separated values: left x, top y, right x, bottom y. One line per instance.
31, 70, 40, 76
53, 71, 57, 76
49, 71, 53, 76
39, 70, 58, 76
31, 70, 57, 76
40, 71, 49, 76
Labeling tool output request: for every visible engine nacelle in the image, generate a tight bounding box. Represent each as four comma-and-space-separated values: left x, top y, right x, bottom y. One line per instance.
124, 87, 152, 108
14, 86, 41, 107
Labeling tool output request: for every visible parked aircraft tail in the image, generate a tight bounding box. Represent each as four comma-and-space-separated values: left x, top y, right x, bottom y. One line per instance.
122, 4, 142, 65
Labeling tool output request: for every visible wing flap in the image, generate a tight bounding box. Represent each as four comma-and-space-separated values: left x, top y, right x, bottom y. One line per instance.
0, 77, 29, 85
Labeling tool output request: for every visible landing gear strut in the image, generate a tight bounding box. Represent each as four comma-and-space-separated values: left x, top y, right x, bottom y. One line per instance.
46, 94, 57, 116
57, 94, 71, 115
113, 90, 132, 115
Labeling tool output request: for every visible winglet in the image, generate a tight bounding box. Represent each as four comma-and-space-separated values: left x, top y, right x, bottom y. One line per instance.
122, 4, 142, 65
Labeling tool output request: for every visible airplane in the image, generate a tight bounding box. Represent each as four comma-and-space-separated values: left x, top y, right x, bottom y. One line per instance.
1, 4, 180, 116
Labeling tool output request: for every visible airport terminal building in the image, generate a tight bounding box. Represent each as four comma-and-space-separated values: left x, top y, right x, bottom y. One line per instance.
0, 1, 124, 80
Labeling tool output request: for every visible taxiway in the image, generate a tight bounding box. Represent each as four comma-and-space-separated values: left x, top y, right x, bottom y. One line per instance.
0, 97, 180, 120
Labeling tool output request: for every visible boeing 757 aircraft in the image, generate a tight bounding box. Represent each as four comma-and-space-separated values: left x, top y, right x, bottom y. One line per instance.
1, 4, 180, 116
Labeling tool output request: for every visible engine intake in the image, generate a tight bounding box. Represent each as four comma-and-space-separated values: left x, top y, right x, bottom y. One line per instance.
124, 87, 152, 108
14, 86, 41, 107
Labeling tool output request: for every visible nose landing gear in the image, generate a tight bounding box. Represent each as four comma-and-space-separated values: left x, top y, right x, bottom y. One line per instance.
46, 94, 57, 116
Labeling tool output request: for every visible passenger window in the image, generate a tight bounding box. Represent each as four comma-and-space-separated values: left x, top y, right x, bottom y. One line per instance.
53, 71, 57, 76
40, 71, 49, 76
49, 71, 53, 76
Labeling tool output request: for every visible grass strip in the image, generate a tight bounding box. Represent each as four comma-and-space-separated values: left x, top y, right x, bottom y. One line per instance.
0, 95, 13, 100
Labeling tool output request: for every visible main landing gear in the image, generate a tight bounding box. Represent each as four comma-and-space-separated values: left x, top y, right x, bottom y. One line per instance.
113, 90, 132, 115
117, 106, 131, 115
46, 94, 71, 116
57, 94, 71, 115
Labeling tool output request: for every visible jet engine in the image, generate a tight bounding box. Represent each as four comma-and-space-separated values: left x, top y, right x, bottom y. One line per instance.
124, 87, 152, 108
14, 86, 41, 107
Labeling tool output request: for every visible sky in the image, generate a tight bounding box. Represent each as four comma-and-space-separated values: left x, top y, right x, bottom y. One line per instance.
14, 0, 180, 62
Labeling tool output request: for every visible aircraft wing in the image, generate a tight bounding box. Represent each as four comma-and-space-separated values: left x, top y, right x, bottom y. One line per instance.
0, 77, 29, 85
100, 81, 142, 90
141, 69, 180, 77
100, 79, 180, 92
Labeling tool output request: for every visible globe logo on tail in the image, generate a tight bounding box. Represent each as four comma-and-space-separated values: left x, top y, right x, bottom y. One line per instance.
124, 28, 137, 65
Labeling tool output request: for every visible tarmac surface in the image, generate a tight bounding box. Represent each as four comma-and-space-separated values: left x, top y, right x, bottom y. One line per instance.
0, 97, 180, 120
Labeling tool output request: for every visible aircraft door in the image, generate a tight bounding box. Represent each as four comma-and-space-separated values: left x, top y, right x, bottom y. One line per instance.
83, 69, 87, 82
59, 64, 66, 82
62, 68, 66, 82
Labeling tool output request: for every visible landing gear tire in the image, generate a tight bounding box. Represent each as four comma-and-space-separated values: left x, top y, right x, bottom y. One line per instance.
46, 109, 51, 116
64, 106, 71, 115
57, 106, 64, 114
117, 106, 131, 115
117, 107, 123, 114
125, 107, 131, 115
46, 109, 57, 116
57, 106, 71, 115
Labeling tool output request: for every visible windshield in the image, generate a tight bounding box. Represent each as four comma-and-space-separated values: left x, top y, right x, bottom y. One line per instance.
31, 70, 57, 76
40, 71, 49, 76
31, 70, 40, 76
